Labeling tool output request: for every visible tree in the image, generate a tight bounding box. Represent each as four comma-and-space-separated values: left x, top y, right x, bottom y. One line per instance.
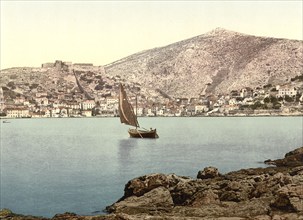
270, 96, 278, 103
296, 93, 302, 102
273, 103, 281, 109
264, 97, 270, 103
284, 95, 294, 102
251, 101, 262, 110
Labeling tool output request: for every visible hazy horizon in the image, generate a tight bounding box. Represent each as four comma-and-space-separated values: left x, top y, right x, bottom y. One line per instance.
1, 0, 302, 69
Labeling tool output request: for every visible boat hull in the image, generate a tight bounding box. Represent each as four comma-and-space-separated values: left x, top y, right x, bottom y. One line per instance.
128, 128, 159, 138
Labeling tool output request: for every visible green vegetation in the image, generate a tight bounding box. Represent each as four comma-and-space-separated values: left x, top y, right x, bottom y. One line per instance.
284, 95, 294, 102
261, 95, 281, 109
296, 93, 302, 102
250, 101, 263, 110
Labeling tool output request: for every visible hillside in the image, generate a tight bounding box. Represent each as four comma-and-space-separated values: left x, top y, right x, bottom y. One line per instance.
1, 28, 302, 102
104, 28, 303, 98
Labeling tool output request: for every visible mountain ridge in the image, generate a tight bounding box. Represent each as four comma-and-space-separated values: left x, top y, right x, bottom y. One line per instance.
104, 28, 303, 98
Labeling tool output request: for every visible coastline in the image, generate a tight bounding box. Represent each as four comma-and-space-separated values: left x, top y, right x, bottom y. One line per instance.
1, 146, 303, 220
1, 113, 303, 120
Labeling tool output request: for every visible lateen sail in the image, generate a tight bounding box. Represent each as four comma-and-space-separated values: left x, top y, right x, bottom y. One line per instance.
118, 83, 139, 128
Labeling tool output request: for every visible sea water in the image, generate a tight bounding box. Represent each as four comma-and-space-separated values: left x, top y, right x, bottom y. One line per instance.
0, 117, 302, 217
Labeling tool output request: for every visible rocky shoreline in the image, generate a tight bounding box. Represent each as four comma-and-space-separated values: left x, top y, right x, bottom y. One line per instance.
1, 147, 303, 220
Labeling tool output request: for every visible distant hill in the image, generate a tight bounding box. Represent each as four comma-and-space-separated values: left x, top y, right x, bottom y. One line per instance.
104, 28, 303, 98
1, 28, 302, 100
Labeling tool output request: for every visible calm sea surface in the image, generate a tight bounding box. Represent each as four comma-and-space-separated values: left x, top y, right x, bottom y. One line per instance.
0, 117, 302, 217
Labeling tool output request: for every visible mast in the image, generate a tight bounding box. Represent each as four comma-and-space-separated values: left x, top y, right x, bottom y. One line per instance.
135, 94, 138, 128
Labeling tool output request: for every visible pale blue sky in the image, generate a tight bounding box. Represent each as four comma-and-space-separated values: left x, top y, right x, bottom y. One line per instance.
0, 0, 302, 69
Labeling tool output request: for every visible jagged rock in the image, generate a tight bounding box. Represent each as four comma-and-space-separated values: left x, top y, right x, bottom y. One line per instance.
190, 189, 220, 206
105, 150, 303, 218
265, 147, 303, 167
52, 212, 79, 220
122, 173, 190, 198
289, 166, 303, 176
0, 208, 48, 220
0, 209, 14, 218
271, 184, 303, 212
170, 179, 203, 205
197, 166, 221, 179
107, 187, 174, 214
123, 173, 170, 197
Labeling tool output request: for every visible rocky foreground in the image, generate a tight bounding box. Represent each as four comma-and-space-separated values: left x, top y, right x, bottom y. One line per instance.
1, 147, 303, 220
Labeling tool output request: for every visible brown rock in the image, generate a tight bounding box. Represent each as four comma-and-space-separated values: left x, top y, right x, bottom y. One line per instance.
107, 187, 173, 214
197, 166, 221, 179
271, 184, 303, 212
265, 147, 303, 167
52, 212, 78, 219
122, 173, 189, 198
0, 208, 48, 220
253, 215, 271, 220
191, 189, 220, 206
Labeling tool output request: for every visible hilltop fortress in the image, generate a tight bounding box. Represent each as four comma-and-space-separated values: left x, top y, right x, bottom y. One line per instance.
42, 60, 94, 72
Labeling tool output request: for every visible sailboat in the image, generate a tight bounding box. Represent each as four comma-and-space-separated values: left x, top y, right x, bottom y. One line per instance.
118, 83, 159, 138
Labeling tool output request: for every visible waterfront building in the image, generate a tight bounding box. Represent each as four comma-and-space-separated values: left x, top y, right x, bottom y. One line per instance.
195, 105, 208, 114
81, 100, 95, 110
278, 85, 297, 97
82, 110, 92, 117
35, 97, 49, 106
6, 107, 30, 118
240, 87, 254, 98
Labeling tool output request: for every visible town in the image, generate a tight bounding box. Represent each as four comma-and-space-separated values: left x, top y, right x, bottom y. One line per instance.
1, 61, 303, 118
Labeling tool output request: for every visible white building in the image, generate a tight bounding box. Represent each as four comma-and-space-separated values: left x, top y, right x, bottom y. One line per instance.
35, 97, 49, 106
134, 106, 144, 116
195, 105, 208, 114
66, 102, 80, 110
243, 97, 254, 105
36, 92, 48, 98
82, 110, 92, 117
6, 107, 30, 118
147, 108, 155, 116
106, 97, 118, 105
278, 85, 297, 97
229, 98, 238, 105
14, 97, 26, 105
156, 109, 164, 116
81, 100, 95, 110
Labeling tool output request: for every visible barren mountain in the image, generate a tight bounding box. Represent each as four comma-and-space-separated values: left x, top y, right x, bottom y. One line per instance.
104, 28, 303, 98
1, 28, 302, 101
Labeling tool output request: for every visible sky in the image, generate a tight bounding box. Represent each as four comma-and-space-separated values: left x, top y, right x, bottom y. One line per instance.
0, 0, 302, 69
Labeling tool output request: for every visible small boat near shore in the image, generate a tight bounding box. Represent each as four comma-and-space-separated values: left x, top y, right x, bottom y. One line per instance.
128, 128, 158, 138
118, 83, 159, 139
2, 120, 10, 123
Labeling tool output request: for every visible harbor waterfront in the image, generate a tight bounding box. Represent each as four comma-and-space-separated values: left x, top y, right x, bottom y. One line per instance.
0, 117, 302, 217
